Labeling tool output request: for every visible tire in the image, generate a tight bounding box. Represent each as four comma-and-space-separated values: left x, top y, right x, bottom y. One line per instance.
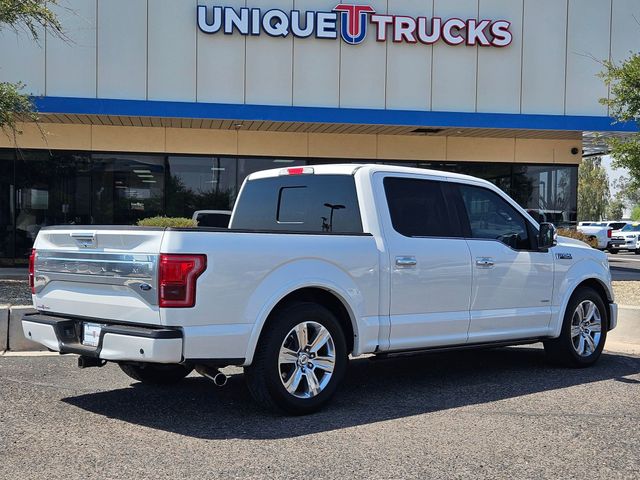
119, 363, 193, 385
544, 287, 608, 368
635, 249, 640, 255
609, 249, 618, 254
244, 302, 348, 415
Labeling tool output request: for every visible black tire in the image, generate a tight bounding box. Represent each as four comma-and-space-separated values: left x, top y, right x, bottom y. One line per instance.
609, 249, 618, 254
119, 363, 193, 385
544, 287, 608, 368
244, 302, 348, 415
635, 249, 640, 255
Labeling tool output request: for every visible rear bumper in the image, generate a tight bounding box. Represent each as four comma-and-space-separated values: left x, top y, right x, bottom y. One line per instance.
21, 313, 183, 364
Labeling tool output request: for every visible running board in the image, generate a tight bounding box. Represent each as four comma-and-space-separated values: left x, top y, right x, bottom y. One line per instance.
372, 337, 548, 360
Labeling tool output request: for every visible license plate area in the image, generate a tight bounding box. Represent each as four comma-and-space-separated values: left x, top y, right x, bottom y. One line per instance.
82, 322, 104, 347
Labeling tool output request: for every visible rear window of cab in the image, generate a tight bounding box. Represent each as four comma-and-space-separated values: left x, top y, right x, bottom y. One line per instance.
231, 175, 364, 233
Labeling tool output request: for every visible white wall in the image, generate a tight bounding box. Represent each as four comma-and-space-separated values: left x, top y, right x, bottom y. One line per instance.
0, 0, 635, 117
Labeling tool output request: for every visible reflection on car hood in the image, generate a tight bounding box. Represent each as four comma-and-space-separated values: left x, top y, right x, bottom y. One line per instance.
556, 235, 590, 248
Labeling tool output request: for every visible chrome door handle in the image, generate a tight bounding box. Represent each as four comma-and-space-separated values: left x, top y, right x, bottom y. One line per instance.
476, 257, 495, 268
395, 256, 417, 268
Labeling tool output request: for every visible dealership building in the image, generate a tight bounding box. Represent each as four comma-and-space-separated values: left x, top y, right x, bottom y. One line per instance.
0, 0, 638, 263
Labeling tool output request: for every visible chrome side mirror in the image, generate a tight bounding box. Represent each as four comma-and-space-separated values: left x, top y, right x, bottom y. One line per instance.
538, 222, 557, 249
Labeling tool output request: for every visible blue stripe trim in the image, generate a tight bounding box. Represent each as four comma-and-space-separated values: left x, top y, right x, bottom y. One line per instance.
33, 96, 639, 133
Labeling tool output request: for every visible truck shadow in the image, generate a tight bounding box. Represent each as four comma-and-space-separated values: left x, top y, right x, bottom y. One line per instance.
62, 347, 640, 440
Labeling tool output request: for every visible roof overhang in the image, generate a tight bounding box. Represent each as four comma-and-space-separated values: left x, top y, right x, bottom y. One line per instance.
33, 96, 638, 134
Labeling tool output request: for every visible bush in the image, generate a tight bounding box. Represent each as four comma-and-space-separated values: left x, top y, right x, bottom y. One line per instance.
137, 216, 197, 228
557, 228, 599, 248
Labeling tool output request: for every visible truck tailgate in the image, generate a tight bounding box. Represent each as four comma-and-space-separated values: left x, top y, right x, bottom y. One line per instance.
32, 228, 164, 325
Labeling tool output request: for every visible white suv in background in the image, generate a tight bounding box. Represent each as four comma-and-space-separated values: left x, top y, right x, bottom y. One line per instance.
609, 223, 640, 254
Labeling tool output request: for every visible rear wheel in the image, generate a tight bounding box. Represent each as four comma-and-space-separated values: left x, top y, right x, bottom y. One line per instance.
544, 287, 607, 367
119, 363, 193, 384
609, 248, 618, 254
244, 302, 348, 415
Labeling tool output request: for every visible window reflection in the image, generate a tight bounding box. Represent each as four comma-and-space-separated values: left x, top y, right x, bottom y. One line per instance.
166, 156, 237, 217
91, 154, 165, 225
0, 150, 579, 261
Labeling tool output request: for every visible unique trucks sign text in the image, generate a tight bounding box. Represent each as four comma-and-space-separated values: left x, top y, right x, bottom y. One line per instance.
197, 4, 512, 47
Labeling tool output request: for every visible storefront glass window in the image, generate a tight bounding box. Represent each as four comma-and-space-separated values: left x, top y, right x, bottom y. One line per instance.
14, 151, 92, 258
91, 154, 165, 225
166, 156, 237, 217
0, 149, 580, 261
0, 151, 15, 261
512, 165, 578, 226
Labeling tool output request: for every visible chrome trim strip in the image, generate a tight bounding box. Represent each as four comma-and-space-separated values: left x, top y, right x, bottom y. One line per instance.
34, 251, 159, 305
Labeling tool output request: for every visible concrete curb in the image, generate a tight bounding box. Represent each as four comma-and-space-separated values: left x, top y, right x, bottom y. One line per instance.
8, 305, 46, 352
0, 305, 8, 352
618, 305, 640, 311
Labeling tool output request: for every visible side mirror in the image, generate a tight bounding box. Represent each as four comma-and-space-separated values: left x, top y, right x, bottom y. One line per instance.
538, 222, 557, 249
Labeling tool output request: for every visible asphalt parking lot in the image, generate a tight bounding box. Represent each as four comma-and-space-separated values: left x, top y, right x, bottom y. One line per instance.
1, 348, 639, 479
608, 252, 640, 281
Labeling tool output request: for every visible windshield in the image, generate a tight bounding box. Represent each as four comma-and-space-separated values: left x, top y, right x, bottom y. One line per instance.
621, 223, 640, 232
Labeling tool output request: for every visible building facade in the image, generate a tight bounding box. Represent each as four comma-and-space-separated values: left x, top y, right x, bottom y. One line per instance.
0, 0, 638, 263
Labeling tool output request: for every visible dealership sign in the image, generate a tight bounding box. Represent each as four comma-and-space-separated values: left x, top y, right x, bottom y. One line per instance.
197, 4, 512, 46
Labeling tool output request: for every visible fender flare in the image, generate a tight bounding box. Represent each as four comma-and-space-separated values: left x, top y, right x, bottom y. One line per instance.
240, 260, 367, 366
551, 266, 613, 338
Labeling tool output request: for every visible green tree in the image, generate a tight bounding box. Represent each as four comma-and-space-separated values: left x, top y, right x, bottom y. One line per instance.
631, 205, 640, 222
0, 0, 62, 135
606, 198, 625, 220
601, 53, 640, 182
578, 157, 610, 221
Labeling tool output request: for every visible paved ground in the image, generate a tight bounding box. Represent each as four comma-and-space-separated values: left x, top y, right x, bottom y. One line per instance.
608, 252, 640, 281
1, 347, 639, 480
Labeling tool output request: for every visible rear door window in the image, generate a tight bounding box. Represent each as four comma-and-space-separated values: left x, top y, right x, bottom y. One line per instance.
383, 177, 461, 238
231, 175, 363, 233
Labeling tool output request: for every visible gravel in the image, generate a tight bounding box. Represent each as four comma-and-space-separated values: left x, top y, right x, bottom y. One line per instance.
0, 280, 31, 306
612, 281, 640, 307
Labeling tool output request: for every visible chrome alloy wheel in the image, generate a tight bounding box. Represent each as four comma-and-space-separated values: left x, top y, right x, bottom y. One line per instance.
278, 321, 336, 399
570, 300, 603, 357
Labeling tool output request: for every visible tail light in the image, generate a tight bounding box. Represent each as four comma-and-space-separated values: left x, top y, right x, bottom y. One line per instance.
29, 249, 36, 294
607, 229, 612, 238
158, 254, 206, 308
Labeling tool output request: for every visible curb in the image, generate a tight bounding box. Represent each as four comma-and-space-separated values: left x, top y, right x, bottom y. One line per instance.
0, 305, 8, 352
618, 305, 640, 311
6, 305, 46, 352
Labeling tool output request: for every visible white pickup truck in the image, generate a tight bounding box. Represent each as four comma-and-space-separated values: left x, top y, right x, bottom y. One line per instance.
23, 164, 617, 414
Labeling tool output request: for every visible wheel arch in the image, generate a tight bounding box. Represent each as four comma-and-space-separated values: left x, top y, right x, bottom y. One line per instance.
243, 284, 362, 366
554, 277, 613, 337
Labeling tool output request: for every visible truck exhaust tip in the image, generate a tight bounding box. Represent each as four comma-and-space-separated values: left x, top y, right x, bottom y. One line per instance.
196, 365, 228, 387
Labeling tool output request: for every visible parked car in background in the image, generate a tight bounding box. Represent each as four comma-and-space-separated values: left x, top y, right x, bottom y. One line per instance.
577, 222, 614, 250
608, 222, 640, 254
192, 210, 232, 228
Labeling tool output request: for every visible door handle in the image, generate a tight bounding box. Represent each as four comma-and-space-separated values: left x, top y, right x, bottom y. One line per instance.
395, 256, 417, 268
475, 257, 495, 268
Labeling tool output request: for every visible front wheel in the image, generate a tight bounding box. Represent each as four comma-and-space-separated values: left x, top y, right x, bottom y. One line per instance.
609, 248, 618, 254
635, 248, 640, 255
119, 363, 193, 384
544, 287, 607, 367
244, 302, 348, 415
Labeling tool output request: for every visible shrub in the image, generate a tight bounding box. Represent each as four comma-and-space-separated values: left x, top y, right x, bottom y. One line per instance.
557, 228, 599, 248
137, 216, 197, 228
